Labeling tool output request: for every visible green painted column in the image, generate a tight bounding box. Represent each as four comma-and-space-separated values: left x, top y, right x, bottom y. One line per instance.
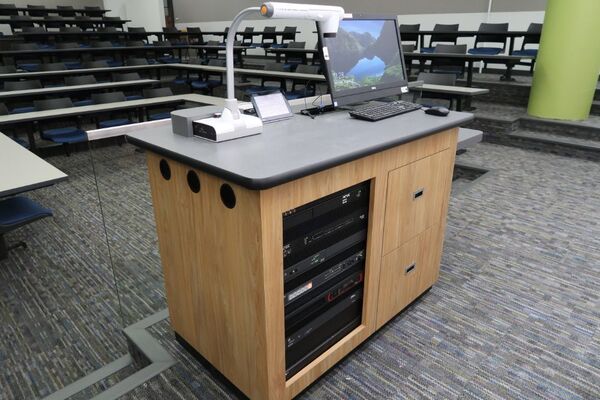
528, 0, 600, 121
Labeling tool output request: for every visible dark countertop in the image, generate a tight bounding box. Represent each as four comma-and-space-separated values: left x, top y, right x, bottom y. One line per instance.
127, 108, 473, 190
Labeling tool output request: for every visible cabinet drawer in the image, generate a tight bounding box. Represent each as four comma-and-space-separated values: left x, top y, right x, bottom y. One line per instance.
376, 225, 442, 328
382, 149, 452, 255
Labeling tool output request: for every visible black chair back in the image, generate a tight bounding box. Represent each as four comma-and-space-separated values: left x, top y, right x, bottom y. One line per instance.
430, 24, 459, 46
125, 58, 149, 66
143, 87, 173, 98
82, 60, 110, 68
92, 91, 126, 104
399, 24, 420, 44
281, 26, 296, 42
21, 26, 46, 33
4, 79, 42, 91
83, 6, 103, 18
56, 5, 76, 17
98, 27, 118, 32
295, 64, 319, 74
128, 27, 146, 33
13, 42, 38, 50
262, 26, 277, 46
0, 3, 18, 16
112, 72, 141, 81
34, 97, 73, 110
522, 23, 543, 47
91, 41, 113, 48
432, 44, 467, 75
417, 72, 456, 86
65, 75, 97, 85
242, 27, 254, 44
44, 15, 67, 29
0, 103, 9, 115
60, 26, 82, 33
401, 44, 415, 53
39, 63, 66, 71
187, 27, 203, 44
0, 65, 16, 73
55, 42, 79, 49
27, 5, 47, 17
474, 23, 509, 49
74, 15, 94, 30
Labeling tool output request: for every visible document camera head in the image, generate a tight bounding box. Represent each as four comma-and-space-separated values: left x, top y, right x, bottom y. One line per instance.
260, 2, 345, 36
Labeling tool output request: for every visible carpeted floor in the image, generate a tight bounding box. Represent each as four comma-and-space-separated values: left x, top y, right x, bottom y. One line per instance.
1, 136, 599, 399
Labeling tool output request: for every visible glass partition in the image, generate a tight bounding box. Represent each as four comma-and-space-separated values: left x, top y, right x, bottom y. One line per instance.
0, 140, 126, 399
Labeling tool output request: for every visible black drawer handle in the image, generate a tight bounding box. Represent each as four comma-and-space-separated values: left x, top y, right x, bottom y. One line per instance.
413, 188, 424, 200
405, 263, 416, 274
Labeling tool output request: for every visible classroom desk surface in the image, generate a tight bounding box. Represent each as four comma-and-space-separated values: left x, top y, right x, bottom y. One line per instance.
404, 52, 534, 85
0, 44, 187, 56
411, 83, 489, 96
415, 30, 541, 53
0, 93, 221, 125
0, 132, 67, 197
127, 107, 473, 190
0, 63, 326, 82
0, 79, 159, 100
0, 17, 129, 26
0, 6, 109, 14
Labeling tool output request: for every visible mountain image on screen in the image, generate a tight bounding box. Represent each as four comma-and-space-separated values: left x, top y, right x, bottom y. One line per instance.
328, 20, 404, 91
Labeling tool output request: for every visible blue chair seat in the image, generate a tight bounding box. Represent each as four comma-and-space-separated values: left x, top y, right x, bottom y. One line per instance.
0, 197, 52, 233
98, 118, 131, 128
149, 112, 171, 120
126, 95, 144, 101
11, 137, 29, 148
468, 47, 503, 55
42, 127, 87, 143
173, 77, 188, 84
11, 106, 36, 114
73, 99, 94, 106
191, 79, 221, 90
420, 47, 435, 53
17, 63, 40, 72
284, 89, 314, 100
65, 61, 82, 69
243, 85, 279, 95
158, 56, 181, 64
107, 60, 123, 67
269, 44, 286, 49
283, 62, 303, 72
512, 49, 538, 57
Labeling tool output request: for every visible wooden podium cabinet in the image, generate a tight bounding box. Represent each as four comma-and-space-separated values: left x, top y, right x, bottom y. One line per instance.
135, 119, 460, 399
128, 109, 473, 399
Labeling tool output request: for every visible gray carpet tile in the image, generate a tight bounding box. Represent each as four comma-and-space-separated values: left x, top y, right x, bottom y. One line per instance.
0, 145, 164, 400
2, 138, 600, 399
118, 142, 599, 400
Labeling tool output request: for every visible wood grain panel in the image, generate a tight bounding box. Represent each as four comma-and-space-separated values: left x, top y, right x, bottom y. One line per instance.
376, 224, 442, 328
145, 128, 458, 399
382, 148, 453, 255
147, 152, 271, 399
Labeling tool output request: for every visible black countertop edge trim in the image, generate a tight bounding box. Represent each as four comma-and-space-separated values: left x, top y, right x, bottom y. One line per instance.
126, 114, 473, 190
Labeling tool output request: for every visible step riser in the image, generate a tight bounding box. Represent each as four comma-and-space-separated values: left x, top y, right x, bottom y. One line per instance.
467, 81, 600, 107
519, 118, 600, 141
465, 118, 519, 135
484, 133, 600, 161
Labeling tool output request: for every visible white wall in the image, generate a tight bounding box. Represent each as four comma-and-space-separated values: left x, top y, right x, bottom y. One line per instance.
103, 0, 165, 31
